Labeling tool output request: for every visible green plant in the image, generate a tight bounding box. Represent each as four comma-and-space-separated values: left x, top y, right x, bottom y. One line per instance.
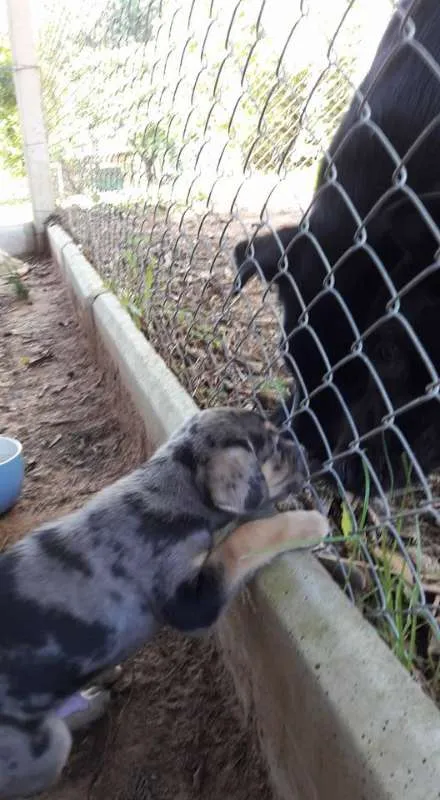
5, 272, 29, 300
128, 122, 178, 185
0, 42, 25, 176
117, 287, 144, 329
121, 246, 139, 276
94, 0, 160, 47
340, 453, 422, 675
257, 377, 291, 397
144, 259, 155, 302
240, 66, 310, 172
340, 459, 370, 561
238, 53, 356, 174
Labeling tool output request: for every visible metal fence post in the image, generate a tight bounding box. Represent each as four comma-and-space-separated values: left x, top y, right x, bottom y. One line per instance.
6, 0, 55, 252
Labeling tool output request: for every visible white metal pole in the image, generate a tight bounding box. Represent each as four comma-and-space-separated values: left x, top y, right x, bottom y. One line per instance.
6, 0, 55, 252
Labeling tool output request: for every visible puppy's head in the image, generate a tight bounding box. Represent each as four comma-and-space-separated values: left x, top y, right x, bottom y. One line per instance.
170, 407, 307, 517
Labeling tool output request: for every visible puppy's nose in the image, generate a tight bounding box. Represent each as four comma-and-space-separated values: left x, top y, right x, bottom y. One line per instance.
264, 419, 278, 433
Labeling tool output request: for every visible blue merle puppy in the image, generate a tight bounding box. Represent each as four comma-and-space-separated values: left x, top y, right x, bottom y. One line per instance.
0, 407, 328, 798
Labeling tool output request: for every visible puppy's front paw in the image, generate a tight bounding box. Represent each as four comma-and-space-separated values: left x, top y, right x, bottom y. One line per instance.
93, 664, 124, 688
282, 510, 329, 549
56, 687, 111, 732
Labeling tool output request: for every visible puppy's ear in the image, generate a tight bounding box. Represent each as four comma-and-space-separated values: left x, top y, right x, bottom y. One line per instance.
203, 445, 269, 514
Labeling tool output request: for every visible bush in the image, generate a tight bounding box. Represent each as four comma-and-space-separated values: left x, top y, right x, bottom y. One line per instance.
0, 42, 25, 177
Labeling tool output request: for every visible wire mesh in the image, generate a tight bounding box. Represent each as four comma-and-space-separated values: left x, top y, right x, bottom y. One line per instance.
36, 0, 440, 701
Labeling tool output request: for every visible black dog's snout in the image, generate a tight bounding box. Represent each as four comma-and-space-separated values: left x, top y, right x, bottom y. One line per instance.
232, 274, 242, 295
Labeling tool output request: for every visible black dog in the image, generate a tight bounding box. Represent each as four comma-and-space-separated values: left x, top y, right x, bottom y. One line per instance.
233, 0, 440, 496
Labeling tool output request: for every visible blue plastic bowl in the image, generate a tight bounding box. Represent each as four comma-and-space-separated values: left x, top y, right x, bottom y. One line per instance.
0, 436, 24, 515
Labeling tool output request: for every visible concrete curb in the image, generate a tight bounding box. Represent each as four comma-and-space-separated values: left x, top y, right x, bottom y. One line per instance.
47, 223, 440, 800
0, 221, 36, 257
47, 226, 107, 312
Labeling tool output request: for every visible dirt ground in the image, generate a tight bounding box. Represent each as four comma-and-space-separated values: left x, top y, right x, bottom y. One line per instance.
0, 260, 272, 800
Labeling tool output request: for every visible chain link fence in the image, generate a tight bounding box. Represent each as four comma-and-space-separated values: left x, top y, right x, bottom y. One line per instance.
36, 0, 439, 704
